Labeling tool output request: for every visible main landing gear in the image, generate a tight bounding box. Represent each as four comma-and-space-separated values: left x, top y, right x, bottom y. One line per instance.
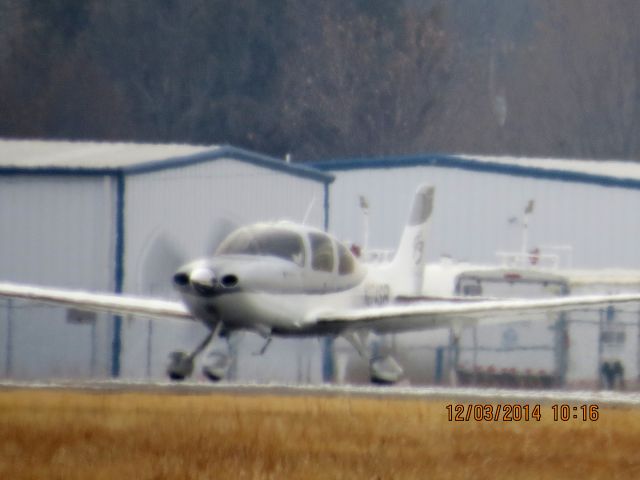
343, 330, 404, 384
167, 322, 231, 382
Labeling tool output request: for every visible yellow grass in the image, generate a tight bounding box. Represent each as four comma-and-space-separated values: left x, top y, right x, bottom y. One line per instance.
1, 388, 639, 479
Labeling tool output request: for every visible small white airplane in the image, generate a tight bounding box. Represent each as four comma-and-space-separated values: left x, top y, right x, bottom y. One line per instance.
2, 185, 640, 383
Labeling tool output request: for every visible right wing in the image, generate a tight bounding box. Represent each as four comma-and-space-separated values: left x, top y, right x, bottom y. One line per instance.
312, 293, 640, 334
0, 282, 192, 320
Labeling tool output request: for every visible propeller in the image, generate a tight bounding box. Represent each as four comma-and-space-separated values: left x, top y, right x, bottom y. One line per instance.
139, 234, 186, 296
204, 217, 238, 256
139, 217, 240, 296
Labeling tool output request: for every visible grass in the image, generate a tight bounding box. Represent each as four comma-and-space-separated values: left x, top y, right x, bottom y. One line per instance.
1, 388, 640, 479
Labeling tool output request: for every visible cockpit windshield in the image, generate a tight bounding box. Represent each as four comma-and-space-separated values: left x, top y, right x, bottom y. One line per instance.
216, 226, 306, 266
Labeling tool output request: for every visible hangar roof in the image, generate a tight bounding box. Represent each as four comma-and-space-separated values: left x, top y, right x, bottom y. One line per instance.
0, 139, 333, 183
313, 153, 640, 189
460, 154, 640, 182
0, 139, 210, 169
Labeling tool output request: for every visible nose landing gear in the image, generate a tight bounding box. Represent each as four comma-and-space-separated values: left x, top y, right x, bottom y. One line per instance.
167, 322, 231, 382
167, 351, 196, 380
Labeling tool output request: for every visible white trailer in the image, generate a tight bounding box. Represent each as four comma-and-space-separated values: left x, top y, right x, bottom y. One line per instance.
449, 266, 570, 388
427, 263, 640, 390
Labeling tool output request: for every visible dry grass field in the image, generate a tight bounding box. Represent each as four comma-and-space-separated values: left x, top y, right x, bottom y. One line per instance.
1, 388, 639, 479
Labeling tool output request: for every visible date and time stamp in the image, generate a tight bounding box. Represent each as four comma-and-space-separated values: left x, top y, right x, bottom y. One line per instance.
446, 403, 600, 422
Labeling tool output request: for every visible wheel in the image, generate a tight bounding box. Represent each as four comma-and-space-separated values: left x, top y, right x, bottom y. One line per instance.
167, 351, 194, 381
369, 355, 404, 384
202, 365, 224, 382
202, 352, 231, 382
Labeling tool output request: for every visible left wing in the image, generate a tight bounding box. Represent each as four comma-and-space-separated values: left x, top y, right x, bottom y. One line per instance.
313, 293, 640, 334
0, 282, 192, 320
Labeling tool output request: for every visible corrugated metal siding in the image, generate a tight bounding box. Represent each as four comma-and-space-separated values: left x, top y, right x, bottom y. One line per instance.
328, 166, 640, 269
0, 148, 329, 383
0, 175, 115, 379
0, 176, 114, 286
328, 164, 640, 388
123, 157, 326, 295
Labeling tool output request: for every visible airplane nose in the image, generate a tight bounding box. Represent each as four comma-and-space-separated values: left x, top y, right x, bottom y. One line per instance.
173, 264, 239, 296
189, 268, 218, 295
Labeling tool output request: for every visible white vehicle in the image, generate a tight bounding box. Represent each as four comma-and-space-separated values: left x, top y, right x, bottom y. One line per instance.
2, 185, 640, 384
439, 266, 570, 388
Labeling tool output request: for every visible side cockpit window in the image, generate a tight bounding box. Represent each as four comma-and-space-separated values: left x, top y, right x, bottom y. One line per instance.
309, 232, 334, 272
337, 242, 355, 275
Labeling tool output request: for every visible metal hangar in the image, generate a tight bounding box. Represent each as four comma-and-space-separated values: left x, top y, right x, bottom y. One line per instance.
0, 139, 333, 380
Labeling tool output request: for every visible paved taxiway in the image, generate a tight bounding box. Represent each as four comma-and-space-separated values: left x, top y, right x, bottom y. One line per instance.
1, 379, 640, 406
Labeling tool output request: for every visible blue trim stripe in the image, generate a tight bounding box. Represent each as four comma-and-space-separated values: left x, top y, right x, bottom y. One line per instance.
125, 145, 334, 184
322, 337, 334, 382
0, 145, 334, 184
111, 172, 125, 378
4, 146, 638, 190
312, 155, 640, 190
114, 172, 126, 295
0, 166, 120, 176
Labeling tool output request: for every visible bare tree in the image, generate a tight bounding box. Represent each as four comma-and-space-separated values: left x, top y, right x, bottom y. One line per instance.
277, 2, 449, 159
1, 1, 450, 160
510, 0, 640, 159
419, 0, 640, 161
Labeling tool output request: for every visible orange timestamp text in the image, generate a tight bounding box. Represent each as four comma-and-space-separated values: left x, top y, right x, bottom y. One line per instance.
446, 403, 600, 422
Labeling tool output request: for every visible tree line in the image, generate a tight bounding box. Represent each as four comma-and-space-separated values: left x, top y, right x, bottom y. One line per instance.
0, 0, 448, 160
2, 1, 640, 162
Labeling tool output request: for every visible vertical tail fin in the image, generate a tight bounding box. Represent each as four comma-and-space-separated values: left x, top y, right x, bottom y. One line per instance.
388, 184, 435, 295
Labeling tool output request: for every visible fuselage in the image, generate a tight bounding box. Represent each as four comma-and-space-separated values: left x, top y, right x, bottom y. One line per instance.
172, 222, 394, 337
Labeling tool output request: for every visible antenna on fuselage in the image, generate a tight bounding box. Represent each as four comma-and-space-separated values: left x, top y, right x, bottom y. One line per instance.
302, 196, 316, 226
